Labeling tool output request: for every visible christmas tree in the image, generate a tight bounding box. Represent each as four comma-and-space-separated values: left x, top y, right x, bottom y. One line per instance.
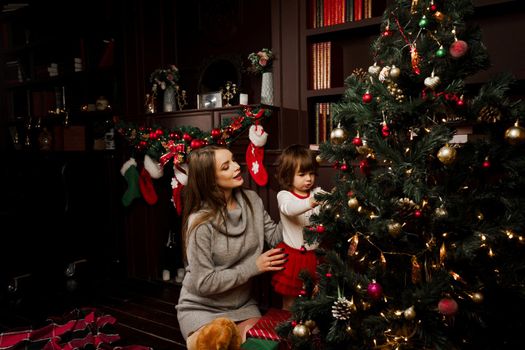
278, 0, 525, 349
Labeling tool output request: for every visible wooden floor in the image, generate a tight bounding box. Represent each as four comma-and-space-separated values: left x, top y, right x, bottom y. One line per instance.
0, 277, 187, 349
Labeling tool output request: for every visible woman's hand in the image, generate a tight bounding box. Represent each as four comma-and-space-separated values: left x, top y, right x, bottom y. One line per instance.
256, 247, 288, 272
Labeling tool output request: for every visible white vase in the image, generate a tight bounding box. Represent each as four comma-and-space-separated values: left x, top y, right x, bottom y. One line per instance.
163, 87, 176, 112
260, 71, 273, 105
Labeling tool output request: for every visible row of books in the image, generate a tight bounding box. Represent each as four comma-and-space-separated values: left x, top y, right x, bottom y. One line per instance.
309, 0, 386, 28
314, 102, 336, 145
310, 41, 343, 90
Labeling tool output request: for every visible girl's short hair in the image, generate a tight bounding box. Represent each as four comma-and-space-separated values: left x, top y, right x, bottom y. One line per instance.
276, 144, 317, 191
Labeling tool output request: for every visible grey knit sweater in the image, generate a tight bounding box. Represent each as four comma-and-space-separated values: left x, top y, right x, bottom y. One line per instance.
176, 189, 283, 340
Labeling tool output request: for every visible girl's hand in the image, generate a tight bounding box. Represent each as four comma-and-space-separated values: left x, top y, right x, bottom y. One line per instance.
310, 197, 320, 208
257, 247, 288, 272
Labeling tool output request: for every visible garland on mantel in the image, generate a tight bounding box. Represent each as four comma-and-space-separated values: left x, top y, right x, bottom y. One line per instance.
116, 105, 272, 210
116, 105, 271, 165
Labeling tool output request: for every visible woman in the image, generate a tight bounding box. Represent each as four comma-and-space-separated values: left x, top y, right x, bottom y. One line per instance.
176, 145, 286, 349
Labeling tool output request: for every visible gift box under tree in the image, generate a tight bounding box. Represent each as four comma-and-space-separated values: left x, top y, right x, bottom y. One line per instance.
244, 308, 291, 350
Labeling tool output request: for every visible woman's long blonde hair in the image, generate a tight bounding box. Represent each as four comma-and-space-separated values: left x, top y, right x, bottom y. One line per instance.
181, 145, 251, 260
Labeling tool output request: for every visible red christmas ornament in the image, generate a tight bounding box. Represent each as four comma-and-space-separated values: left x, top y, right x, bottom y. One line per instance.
483, 159, 491, 168
325, 272, 332, 278
291, 321, 298, 327
347, 191, 354, 197
190, 139, 203, 149
352, 136, 363, 146
449, 40, 469, 58
155, 128, 163, 136
211, 128, 221, 139
316, 224, 325, 233
457, 98, 465, 107
362, 92, 373, 104
149, 132, 157, 139
430, 4, 438, 12
299, 289, 307, 297
340, 163, 348, 171
414, 209, 422, 218
438, 297, 458, 316
367, 281, 383, 300
182, 133, 193, 142
381, 123, 390, 137
332, 161, 339, 169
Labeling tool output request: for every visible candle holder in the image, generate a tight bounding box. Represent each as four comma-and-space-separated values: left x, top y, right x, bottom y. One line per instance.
221, 81, 238, 107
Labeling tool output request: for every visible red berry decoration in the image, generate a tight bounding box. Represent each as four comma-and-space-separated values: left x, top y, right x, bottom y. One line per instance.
316, 224, 325, 233
149, 132, 157, 139
430, 4, 438, 12
414, 209, 422, 218
340, 163, 348, 171
352, 136, 363, 146
438, 297, 458, 316
367, 281, 383, 300
325, 272, 332, 278
449, 40, 469, 58
362, 92, 373, 104
483, 158, 491, 168
291, 321, 297, 327
299, 289, 307, 297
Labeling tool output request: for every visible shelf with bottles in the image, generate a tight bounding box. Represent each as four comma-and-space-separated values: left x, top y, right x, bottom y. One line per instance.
6, 106, 118, 153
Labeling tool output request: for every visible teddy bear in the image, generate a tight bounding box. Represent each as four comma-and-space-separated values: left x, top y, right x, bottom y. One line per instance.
195, 317, 242, 350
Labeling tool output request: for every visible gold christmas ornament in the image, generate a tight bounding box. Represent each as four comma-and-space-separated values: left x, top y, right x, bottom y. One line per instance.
315, 154, 323, 164
348, 197, 359, 209
404, 306, 416, 320
304, 319, 317, 330
390, 65, 401, 79
292, 324, 310, 338
330, 124, 348, 145
387, 220, 402, 237
504, 121, 525, 145
437, 144, 457, 165
356, 139, 373, 155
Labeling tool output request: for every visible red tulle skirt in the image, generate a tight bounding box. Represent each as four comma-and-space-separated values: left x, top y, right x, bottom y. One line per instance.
271, 242, 317, 297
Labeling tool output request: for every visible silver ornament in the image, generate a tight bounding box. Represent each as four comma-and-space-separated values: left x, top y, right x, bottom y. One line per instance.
292, 324, 310, 338
368, 62, 381, 76
424, 74, 441, 89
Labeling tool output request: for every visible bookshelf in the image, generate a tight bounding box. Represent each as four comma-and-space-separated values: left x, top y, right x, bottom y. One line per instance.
0, 1, 121, 152
305, 0, 387, 146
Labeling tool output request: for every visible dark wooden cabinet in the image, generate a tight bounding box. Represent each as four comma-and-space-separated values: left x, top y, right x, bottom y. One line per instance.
0, 151, 123, 300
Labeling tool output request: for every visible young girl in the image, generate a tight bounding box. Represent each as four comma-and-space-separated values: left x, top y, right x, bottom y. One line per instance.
176, 145, 287, 349
272, 144, 324, 310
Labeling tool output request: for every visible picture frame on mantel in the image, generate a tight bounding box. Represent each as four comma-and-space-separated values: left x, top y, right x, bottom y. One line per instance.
198, 92, 222, 109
